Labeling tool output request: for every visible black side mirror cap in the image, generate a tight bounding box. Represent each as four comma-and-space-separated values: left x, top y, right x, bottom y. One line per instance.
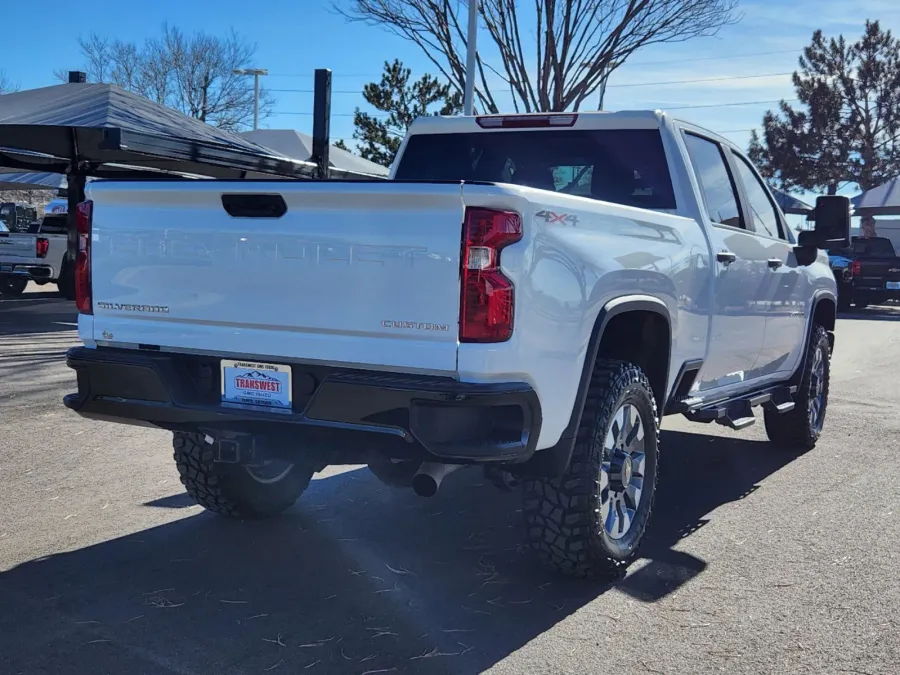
803, 195, 851, 248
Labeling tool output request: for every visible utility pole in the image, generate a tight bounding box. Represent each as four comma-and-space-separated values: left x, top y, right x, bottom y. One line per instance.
233, 68, 268, 130
463, 0, 478, 115
597, 64, 610, 110
581, 61, 611, 110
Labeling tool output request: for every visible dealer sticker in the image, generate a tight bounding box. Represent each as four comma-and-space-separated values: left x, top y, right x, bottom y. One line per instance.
220, 359, 292, 411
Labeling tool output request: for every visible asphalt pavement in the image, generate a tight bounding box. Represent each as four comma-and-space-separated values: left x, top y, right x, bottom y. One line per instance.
1, 284, 899, 675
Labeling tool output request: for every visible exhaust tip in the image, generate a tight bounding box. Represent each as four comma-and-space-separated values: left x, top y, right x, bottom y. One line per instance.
412, 474, 439, 498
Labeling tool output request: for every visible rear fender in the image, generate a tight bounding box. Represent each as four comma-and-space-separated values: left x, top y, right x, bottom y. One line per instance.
511, 294, 671, 479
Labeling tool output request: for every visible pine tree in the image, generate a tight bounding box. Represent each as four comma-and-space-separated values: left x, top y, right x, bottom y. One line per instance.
349, 60, 462, 166
749, 21, 900, 195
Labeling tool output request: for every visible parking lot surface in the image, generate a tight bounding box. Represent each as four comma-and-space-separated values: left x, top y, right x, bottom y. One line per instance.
1, 284, 899, 674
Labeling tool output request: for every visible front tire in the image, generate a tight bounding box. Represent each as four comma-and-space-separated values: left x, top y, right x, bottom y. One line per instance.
173, 432, 312, 518
0, 276, 28, 296
523, 359, 660, 579
764, 324, 831, 451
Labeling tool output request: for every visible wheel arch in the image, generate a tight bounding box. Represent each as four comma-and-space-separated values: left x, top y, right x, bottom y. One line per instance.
512, 294, 672, 479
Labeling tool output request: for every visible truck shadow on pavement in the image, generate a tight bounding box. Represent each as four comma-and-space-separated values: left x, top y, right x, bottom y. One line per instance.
838, 305, 900, 321
0, 429, 804, 675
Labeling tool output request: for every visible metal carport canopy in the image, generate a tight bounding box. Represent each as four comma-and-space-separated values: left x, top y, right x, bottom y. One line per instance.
0, 82, 316, 179
852, 177, 900, 217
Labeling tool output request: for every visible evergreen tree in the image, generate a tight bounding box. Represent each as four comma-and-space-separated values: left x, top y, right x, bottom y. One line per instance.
749, 21, 900, 195
349, 60, 462, 166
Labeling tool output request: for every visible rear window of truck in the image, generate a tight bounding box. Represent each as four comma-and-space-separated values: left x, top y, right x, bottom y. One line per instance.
394, 128, 677, 210
846, 237, 896, 257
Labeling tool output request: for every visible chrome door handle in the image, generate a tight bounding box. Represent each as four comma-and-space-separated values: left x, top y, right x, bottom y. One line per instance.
767, 258, 784, 269
716, 251, 736, 264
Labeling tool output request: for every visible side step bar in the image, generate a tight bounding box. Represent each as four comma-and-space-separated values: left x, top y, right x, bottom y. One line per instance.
682, 384, 798, 431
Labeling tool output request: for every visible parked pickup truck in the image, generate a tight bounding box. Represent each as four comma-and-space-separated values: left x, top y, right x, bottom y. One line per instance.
834, 236, 900, 309
63, 111, 850, 579
0, 214, 73, 297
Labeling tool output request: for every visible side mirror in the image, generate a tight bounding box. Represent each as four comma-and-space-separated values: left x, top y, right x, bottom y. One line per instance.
798, 195, 851, 249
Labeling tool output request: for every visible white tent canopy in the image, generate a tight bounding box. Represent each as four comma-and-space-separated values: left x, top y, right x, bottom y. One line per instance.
852, 177, 900, 216
240, 129, 389, 178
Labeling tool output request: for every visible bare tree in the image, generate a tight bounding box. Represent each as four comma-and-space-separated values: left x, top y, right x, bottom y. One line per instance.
56, 26, 272, 130
0, 69, 18, 94
334, 0, 740, 113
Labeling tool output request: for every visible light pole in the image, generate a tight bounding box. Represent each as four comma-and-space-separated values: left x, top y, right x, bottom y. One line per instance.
233, 68, 268, 130
463, 0, 478, 115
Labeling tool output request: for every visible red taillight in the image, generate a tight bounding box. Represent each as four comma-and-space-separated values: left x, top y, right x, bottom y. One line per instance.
850, 260, 861, 275
36, 237, 49, 258
75, 200, 93, 314
460, 208, 522, 343
475, 114, 578, 129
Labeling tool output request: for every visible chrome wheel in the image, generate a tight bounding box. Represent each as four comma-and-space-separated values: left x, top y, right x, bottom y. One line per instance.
809, 346, 826, 432
599, 403, 646, 540
244, 460, 295, 484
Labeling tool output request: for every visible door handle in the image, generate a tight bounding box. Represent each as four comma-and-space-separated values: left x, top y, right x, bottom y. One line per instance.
716, 251, 737, 264
767, 258, 784, 269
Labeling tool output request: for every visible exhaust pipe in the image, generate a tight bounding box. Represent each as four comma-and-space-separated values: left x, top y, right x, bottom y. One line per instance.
412, 462, 462, 497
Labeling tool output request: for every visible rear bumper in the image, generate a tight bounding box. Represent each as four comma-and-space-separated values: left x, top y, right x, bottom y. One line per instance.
63, 346, 542, 464
852, 282, 900, 300
0, 262, 54, 280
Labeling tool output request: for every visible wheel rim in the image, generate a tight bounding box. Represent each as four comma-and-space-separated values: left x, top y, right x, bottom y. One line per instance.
599, 402, 646, 540
243, 460, 294, 484
809, 346, 826, 432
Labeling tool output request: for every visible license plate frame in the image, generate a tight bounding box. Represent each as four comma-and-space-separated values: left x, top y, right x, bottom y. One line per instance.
220, 359, 293, 412
886, 281, 900, 290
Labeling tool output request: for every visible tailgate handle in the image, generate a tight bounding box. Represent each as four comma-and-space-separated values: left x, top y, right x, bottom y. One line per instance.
221, 194, 287, 219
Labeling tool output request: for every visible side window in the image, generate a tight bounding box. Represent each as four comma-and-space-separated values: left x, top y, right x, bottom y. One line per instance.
682, 133, 743, 229
731, 153, 784, 240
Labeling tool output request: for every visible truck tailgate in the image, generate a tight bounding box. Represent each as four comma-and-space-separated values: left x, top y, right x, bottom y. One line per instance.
0, 234, 37, 263
858, 257, 900, 284
87, 181, 467, 374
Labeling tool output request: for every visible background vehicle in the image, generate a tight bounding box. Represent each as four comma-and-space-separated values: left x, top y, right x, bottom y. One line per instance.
62, 111, 849, 579
827, 248, 854, 310
0, 202, 38, 233
0, 213, 71, 297
832, 236, 900, 309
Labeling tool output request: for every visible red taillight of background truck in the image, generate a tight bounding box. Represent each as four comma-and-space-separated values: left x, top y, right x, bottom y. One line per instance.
74, 200, 93, 314
459, 207, 522, 343
35, 237, 49, 258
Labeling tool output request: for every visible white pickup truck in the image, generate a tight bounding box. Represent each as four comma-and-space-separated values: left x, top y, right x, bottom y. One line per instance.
63, 111, 850, 579
0, 214, 73, 297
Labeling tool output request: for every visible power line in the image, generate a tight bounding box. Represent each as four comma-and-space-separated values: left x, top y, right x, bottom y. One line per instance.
266, 49, 801, 78
666, 98, 796, 111
268, 71, 794, 95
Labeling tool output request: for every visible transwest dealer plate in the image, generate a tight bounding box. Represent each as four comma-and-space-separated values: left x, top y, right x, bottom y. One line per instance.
887, 281, 900, 290
221, 360, 292, 411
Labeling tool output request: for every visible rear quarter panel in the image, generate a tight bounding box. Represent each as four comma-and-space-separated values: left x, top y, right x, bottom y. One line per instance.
457, 184, 711, 450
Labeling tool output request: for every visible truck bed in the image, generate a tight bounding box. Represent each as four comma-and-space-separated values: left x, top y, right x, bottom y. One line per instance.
84, 180, 482, 375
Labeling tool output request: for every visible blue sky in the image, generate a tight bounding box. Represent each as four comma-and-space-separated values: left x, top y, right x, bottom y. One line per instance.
2, 0, 899, 203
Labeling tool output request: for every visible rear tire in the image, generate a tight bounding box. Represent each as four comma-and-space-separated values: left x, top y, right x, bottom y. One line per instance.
0, 277, 28, 296
57, 263, 75, 300
764, 325, 831, 451
836, 285, 851, 311
523, 359, 660, 579
173, 432, 312, 518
